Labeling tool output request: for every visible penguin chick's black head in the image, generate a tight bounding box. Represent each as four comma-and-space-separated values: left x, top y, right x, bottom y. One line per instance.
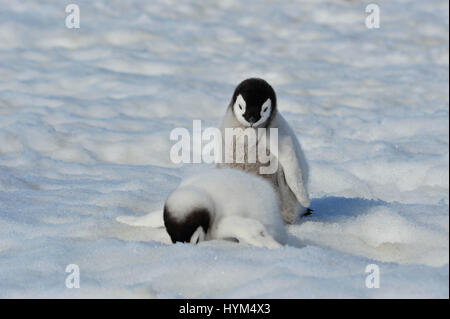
231, 78, 277, 127
163, 206, 211, 244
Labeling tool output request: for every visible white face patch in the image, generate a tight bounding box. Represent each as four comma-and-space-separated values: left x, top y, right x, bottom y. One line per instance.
233, 94, 250, 127
190, 226, 206, 244
233, 96, 272, 127
252, 98, 271, 127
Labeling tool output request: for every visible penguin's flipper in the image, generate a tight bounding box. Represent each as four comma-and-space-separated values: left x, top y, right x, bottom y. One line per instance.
116, 209, 164, 228
270, 113, 310, 208
214, 216, 282, 249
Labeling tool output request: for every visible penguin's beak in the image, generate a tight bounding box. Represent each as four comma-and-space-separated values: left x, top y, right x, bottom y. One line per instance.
248, 116, 256, 127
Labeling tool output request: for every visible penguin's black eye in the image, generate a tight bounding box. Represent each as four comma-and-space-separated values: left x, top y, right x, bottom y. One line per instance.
239, 105, 243, 111
263, 107, 268, 112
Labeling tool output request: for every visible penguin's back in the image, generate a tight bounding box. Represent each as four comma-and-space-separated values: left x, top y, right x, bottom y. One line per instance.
180, 168, 285, 240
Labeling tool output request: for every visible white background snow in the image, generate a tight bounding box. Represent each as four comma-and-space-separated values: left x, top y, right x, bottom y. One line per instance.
0, 0, 448, 298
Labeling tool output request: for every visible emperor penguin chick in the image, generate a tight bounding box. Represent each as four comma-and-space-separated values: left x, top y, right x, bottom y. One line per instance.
216, 78, 311, 224
163, 169, 287, 249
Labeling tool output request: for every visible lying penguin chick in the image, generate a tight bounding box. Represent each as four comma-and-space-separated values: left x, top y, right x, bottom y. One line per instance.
163, 169, 287, 249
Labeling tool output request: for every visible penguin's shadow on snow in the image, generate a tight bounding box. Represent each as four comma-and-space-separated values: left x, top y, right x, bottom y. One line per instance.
286, 196, 387, 248
307, 196, 387, 222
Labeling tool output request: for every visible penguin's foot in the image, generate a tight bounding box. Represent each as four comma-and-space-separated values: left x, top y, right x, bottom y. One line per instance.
303, 208, 313, 217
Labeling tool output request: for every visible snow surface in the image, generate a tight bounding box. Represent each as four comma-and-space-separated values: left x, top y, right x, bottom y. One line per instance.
0, 0, 448, 298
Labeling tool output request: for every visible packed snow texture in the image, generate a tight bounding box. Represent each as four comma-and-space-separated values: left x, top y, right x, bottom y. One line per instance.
0, 0, 448, 298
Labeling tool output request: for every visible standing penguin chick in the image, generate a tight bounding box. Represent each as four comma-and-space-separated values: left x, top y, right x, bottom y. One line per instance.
163, 169, 287, 249
216, 78, 311, 224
